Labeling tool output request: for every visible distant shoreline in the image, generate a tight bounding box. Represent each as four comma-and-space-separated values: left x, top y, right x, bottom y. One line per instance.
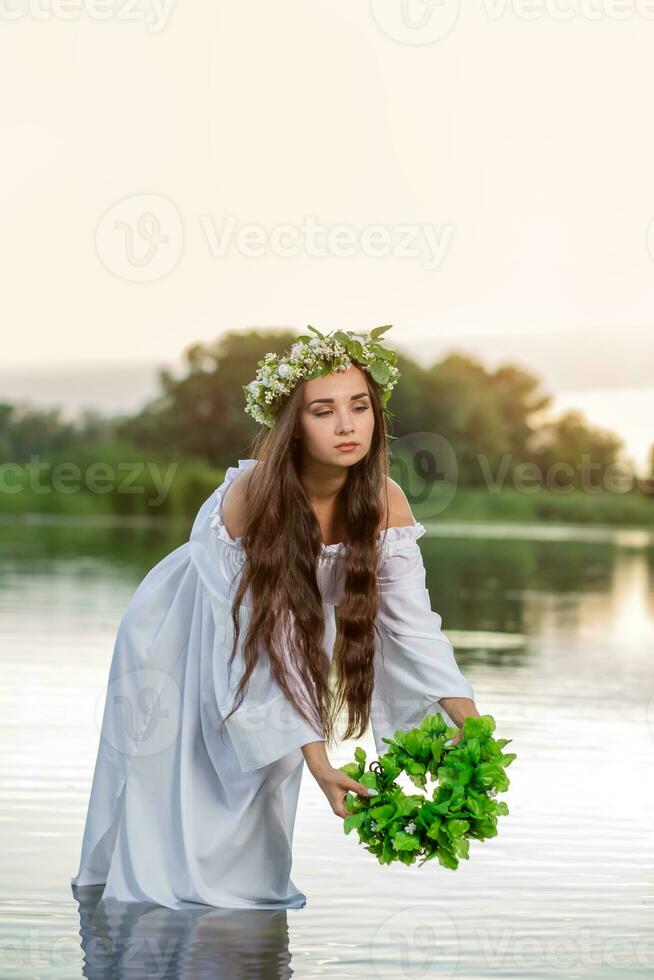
2, 478, 651, 531
4, 511, 652, 546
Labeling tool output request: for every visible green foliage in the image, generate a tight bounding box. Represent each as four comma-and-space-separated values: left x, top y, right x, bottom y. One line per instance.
118, 329, 294, 466
0, 402, 115, 461
0, 437, 224, 519
411, 482, 654, 527
339, 712, 516, 869
1, 329, 651, 518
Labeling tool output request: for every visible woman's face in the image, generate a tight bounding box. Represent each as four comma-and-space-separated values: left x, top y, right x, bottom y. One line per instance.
296, 365, 375, 467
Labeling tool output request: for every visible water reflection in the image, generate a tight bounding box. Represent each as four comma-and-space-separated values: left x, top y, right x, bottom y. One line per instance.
72, 884, 293, 979
1, 516, 653, 977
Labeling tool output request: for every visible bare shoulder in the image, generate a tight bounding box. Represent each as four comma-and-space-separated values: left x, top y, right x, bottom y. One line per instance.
220, 463, 260, 540
377, 475, 416, 530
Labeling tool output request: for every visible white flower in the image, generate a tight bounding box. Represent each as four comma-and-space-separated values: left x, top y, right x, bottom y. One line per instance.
404, 821, 416, 835
309, 338, 322, 350
277, 363, 291, 378
370, 819, 378, 832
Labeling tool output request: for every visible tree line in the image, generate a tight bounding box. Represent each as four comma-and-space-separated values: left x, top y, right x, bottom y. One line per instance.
1, 328, 651, 495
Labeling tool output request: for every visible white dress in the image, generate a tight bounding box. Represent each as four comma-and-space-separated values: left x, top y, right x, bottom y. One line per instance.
70, 458, 475, 910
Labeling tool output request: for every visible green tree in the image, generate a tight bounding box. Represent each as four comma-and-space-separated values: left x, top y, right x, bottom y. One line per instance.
117, 329, 296, 467
527, 409, 624, 489
0, 401, 78, 461
410, 354, 551, 485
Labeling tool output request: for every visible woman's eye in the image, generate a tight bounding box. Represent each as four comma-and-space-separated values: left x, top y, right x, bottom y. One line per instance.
315, 406, 369, 418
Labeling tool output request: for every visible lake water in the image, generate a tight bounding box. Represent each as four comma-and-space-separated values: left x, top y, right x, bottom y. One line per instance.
1, 516, 653, 978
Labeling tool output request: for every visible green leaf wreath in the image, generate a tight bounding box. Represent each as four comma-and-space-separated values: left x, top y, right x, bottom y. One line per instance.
242, 323, 401, 427
339, 712, 516, 868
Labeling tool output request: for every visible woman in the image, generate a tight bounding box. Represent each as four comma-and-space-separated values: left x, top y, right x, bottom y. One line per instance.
70, 325, 479, 910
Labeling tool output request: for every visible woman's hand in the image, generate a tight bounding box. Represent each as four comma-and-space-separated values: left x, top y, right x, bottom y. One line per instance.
313, 765, 378, 819
300, 740, 377, 818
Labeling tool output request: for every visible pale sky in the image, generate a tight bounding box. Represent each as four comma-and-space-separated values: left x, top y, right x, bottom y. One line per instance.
1, 2, 652, 464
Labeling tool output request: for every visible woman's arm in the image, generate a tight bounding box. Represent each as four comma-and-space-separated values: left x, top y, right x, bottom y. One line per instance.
372, 481, 480, 751
301, 739, 331, 776
439, 696, 480, 728
439, 696, 480, 744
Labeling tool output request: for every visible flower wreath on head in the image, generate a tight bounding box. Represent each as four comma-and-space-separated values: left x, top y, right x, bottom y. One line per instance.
242, 324, 401, 428
340, 712, 516, 869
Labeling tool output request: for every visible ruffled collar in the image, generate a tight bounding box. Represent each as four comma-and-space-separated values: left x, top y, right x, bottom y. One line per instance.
208, 458, 426, 561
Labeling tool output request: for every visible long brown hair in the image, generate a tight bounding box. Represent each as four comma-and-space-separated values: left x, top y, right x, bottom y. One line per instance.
217, 370, 396, 750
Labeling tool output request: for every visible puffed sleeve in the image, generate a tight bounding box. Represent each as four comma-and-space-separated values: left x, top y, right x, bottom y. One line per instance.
369, 524, 475, 758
